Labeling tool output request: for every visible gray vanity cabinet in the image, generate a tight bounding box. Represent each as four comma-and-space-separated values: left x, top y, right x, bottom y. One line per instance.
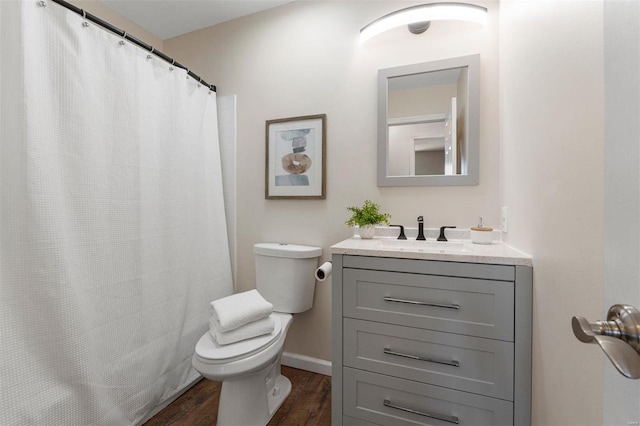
331, 254, 532, 426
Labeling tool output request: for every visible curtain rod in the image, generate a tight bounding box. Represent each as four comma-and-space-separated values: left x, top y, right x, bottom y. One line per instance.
49, 0, 217, 92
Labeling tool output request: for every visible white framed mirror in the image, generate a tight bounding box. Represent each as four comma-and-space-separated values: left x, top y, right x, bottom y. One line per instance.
377, 54, 480, 186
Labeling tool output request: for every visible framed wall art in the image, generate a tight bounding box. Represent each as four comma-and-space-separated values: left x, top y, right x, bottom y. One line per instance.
265, 114, 326, 199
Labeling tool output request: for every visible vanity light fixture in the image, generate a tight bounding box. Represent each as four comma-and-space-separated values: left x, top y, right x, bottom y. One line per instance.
360, 2, 488, 42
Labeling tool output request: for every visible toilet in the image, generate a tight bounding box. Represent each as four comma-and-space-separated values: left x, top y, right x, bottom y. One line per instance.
192, 242, 322, 426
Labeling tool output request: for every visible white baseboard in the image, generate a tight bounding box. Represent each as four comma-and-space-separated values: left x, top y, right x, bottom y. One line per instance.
281, 351, 332, 377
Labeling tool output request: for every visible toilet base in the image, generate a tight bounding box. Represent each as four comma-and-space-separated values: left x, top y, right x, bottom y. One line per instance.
267, 374, 292, 418
216, 357, 291, 426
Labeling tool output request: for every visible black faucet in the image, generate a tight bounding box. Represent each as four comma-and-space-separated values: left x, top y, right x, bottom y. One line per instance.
416, 216, 426, 240
390, 225, 407, 240
437, 226, 457, 242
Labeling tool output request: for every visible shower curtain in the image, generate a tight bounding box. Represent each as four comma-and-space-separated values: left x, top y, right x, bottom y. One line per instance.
0, 2, 234, 424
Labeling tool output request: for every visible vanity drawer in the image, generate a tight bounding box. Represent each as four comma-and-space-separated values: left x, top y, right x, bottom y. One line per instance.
343, 318, 514, 400
343, 368, 514, 426
343, 269, 514, 340
343, 255, 516, 281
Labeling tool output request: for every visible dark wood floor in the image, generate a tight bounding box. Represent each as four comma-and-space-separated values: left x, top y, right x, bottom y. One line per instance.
144, 366, 331, 426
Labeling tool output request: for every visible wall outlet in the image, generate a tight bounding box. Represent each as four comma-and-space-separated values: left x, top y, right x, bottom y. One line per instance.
501, 206, 509, 233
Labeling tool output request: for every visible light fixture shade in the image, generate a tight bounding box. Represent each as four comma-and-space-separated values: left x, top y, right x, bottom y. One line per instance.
360, 2, 488, 42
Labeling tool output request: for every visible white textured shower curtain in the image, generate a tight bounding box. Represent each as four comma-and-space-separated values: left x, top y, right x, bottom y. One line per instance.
0, 2, 234, 424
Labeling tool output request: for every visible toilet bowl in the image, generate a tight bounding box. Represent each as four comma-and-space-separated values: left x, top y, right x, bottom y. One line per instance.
192, 243, 321, 426
192, 313, 293, 426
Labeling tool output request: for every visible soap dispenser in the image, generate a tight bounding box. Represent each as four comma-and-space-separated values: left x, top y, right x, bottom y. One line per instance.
470, 217, 493, 245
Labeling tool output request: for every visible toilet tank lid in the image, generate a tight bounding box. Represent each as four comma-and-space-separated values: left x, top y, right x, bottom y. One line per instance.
254, 243, 322, 259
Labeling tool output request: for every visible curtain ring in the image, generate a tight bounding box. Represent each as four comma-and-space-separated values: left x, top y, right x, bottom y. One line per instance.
81, 10, 89, 27
119, 32, 127, 46
169, 59, 175, 71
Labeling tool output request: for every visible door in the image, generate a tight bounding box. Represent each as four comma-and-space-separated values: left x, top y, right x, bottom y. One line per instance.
444, 97, 457, 175
602, 0, 640, 423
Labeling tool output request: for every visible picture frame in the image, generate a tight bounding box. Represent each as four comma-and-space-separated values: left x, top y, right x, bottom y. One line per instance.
265, 114, 326, 199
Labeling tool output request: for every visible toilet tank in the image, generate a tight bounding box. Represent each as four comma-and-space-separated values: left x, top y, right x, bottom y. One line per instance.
253, 243, 322, 313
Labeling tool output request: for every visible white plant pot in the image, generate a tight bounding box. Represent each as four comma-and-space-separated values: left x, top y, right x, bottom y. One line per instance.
359, 225, 376, 239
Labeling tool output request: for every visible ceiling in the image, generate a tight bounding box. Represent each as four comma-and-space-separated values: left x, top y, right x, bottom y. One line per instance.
97, 0, 295, 40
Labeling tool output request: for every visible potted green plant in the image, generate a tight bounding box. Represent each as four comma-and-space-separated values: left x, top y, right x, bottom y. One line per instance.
345, 200, 391, 239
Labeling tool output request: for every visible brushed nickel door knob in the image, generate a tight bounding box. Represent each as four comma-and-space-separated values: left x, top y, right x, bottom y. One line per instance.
572, 304, 640, 379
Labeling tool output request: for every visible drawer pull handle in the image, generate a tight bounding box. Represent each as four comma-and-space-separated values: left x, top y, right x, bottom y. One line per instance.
384, 296, 460, 310
383, 399, 460, 424
384, 347, 460, 367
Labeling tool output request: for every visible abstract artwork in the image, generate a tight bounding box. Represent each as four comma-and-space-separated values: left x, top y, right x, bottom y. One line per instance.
265, 114, 326, 199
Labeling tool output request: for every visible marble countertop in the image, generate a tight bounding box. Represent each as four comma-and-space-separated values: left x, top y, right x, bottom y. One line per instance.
330, 236, 533, 267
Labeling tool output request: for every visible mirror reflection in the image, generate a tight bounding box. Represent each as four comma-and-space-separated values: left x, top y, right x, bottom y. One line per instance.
378, 55, 480, 186
388, 67, 464, 176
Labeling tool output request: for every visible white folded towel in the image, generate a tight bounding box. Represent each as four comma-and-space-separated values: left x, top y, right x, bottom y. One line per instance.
209, 314, 275, 345
209, 289, 273, 333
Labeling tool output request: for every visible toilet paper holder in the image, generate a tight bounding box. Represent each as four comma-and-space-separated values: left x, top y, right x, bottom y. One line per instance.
572, 304, 640, 379
315, 261, 332, 282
